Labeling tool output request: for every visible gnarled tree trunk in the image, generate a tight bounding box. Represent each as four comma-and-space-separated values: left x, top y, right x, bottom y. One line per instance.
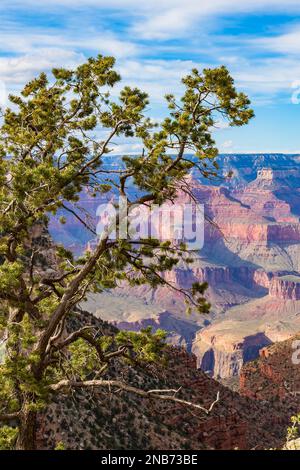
16, 408, 37, 450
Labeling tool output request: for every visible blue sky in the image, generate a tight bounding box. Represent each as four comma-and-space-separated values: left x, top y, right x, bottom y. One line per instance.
1, 1, 300, 153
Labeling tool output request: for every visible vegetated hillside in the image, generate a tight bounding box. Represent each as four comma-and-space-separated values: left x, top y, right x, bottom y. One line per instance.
240, 332, 300, 401
36, 311, 299, 450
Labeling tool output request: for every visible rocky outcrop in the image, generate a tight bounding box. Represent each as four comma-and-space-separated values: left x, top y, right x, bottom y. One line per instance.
240, 333, 300, 402
269, 276, 300, 300
193, 328, 273, 378
253, 269, 272, 289
217, 221, 300, 244
267, 224, 300, 242
192, 293, 300, 379
253, 271, 300, 300
165, 265, 255, 288
233, 168, 299, 223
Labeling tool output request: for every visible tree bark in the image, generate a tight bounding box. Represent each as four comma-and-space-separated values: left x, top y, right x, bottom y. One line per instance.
16, 408, 37, 450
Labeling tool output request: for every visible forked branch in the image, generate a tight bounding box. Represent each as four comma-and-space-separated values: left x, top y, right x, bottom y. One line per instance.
51, 379, 220, 415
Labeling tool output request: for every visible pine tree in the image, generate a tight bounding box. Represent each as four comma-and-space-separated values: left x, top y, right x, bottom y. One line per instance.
0, 55, 253, 449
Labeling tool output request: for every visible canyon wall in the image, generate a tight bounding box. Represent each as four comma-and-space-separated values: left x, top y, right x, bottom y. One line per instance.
50, 156, 300, 380
192, 327, 273, 379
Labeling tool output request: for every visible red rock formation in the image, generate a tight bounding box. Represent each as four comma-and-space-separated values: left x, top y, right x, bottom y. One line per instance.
165, 265, 255, 287
114, 310, 200, 351
193, 327, 273, 378
240, 333, 300, 403
50, 169, 300, 252
253, 269, 272, 289
253, 271, 300, 300
234, 168, 299, 223
51, 168, 300, 380
269, 276, 300, 300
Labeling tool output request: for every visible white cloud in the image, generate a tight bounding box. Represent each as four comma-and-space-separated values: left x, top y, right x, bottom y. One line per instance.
2, 1, 300, 40
111, 142, 143, 154
131, 7, 199, 40
234, 57, 300, 96
116, 59, 197, 100
1, 0, 300, 157
0, 49, 84, 90
128, 0, 300, 40
214, 120, 230, 130
221, 140, 234, 149
0, 0, 299, 106
253, 25, 300, 55
0, 22, 141, 96
0, 28, 139, 58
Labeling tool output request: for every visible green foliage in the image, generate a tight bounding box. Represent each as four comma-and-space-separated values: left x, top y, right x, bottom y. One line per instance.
287, 413, 300, 442
116, 327, 167, 363
68, 339, 99, 380
0, 426, 18, 450
0, 261, 24, 292
54, 441, 66, 450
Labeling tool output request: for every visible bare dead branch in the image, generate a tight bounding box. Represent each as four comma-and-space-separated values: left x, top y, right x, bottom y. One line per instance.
50, 379, 220, 415
0, 411, 20, 423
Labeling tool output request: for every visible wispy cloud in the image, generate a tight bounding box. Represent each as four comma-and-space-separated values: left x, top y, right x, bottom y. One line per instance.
0, 49, 84, 84
1, 0, 300, 152
2, 1, 300, 40
0, 26, 140, 58
116, 59, 202, 101
253, 24, 300, 55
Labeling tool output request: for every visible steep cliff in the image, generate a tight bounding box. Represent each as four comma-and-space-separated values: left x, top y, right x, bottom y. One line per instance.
192, 323, 273, 378
240, 333, 300, 402
269, 275, 300, 300
193, 295, 300, 378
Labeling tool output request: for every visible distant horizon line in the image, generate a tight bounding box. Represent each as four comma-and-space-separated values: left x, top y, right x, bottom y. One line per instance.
106, 152, 300, 157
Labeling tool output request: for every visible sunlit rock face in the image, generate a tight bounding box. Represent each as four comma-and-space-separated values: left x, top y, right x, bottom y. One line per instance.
269, 275, 300, 300
193, 330, 273, 379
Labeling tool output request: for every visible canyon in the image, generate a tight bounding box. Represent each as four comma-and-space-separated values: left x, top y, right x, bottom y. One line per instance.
50, 154, 300, 379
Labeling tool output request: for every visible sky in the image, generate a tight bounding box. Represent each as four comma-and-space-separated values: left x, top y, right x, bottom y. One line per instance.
1, 1, 300, 153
